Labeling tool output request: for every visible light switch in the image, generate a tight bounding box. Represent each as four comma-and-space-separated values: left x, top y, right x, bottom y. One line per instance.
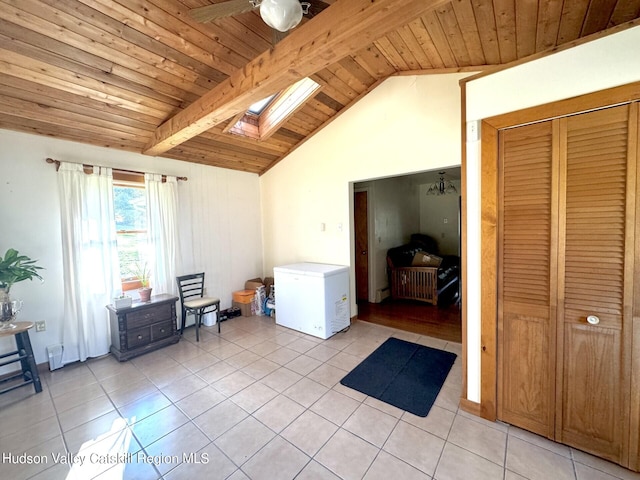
467, 120, 480, 142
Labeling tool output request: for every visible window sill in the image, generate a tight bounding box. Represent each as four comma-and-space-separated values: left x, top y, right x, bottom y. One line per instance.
122, 280, 143, 292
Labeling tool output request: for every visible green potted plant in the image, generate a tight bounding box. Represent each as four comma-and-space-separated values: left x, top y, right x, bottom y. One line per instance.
132, 261, 152, 302
0, 248, 44, 324
0, 248, 44, 296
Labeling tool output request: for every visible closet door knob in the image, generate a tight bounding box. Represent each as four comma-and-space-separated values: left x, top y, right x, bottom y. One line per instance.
586, 315, 600, 325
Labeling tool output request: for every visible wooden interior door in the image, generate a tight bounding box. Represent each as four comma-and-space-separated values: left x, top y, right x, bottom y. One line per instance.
498, 121, 557, 438
354, 190, 369, 302
555, 104, 635, 464
498, 103, 638, 466
632, 101, 640, 471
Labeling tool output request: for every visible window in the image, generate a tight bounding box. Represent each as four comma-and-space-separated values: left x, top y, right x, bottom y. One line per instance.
247, 94, 277, 115
226, 77, 321, 141
113, 181, 148, 291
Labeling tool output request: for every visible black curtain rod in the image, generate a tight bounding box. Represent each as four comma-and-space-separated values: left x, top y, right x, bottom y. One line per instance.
45, 158, 188, 181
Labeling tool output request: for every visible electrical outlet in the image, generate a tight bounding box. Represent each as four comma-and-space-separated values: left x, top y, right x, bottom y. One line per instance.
35, 321, 46, 332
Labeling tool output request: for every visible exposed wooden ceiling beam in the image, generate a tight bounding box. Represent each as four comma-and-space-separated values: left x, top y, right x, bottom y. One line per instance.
143, 0, 449, 156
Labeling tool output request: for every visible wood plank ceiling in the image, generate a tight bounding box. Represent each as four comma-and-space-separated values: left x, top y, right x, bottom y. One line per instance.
0, 0, 638, 174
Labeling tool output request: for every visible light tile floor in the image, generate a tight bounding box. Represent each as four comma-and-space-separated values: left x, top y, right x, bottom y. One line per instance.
1, 316, 639, 480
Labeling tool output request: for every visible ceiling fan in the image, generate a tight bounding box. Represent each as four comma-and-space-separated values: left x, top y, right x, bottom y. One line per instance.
189, 0, 328, 33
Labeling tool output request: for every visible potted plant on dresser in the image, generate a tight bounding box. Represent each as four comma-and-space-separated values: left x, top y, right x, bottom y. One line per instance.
133, 262, 152, 302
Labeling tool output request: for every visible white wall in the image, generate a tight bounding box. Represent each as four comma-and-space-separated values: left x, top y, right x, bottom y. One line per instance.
464, 25, 640, 403
176, 162, 263, 303
261, 73, 471, 314
419, 180, 461, 256
356, 175, 422, 300
371, 175, 421, 251
0, 129, 262, 367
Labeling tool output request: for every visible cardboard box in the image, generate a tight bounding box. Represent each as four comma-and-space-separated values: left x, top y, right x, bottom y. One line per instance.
411, 251, 443, 267
232, 300, 252, 317
245, 278, 264, 291
232, 290, 255, 304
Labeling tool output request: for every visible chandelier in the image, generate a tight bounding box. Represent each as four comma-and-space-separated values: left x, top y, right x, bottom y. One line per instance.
426, 172, 457, 196
253, 0, 311, 32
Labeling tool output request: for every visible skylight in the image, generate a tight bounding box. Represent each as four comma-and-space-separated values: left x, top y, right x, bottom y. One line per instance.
225, 77, 322, 141
248, 94, 277, 115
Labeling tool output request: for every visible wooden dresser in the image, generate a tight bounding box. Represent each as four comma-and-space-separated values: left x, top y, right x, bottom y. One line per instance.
107, 294, 179, 361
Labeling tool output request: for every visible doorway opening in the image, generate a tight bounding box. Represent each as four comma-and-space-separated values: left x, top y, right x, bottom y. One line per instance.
352, 167, 462, 342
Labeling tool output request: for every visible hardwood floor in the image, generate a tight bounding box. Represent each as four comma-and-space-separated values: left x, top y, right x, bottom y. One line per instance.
356, 299, 462, 343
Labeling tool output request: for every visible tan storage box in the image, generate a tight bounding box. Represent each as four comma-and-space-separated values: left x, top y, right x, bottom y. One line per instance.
411, 251, 443, 267
232, 290, 255, 304
232, 300, 252, 317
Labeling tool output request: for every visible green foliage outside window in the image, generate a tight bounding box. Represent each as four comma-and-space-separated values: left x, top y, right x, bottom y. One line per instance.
114, 186, 146, 230
113, 185, 148, 281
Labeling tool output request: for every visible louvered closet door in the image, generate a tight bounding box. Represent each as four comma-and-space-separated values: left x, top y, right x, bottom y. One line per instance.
498, 121, 556, 437
556, 104, 635, 463
633, 100, 640, 473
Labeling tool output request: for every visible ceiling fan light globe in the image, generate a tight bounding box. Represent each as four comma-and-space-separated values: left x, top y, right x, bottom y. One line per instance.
260, 0, 303, 32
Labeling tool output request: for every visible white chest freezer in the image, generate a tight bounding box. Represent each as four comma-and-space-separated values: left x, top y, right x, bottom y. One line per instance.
273, 263, 350, 339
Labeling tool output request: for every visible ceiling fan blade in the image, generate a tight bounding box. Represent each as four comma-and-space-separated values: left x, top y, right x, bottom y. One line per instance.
305, 0, 331, 18
189, 0, 256, 23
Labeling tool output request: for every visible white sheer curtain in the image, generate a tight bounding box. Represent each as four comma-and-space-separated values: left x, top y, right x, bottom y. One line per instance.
145, 174, 179, 296
58, 163, 121, 364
